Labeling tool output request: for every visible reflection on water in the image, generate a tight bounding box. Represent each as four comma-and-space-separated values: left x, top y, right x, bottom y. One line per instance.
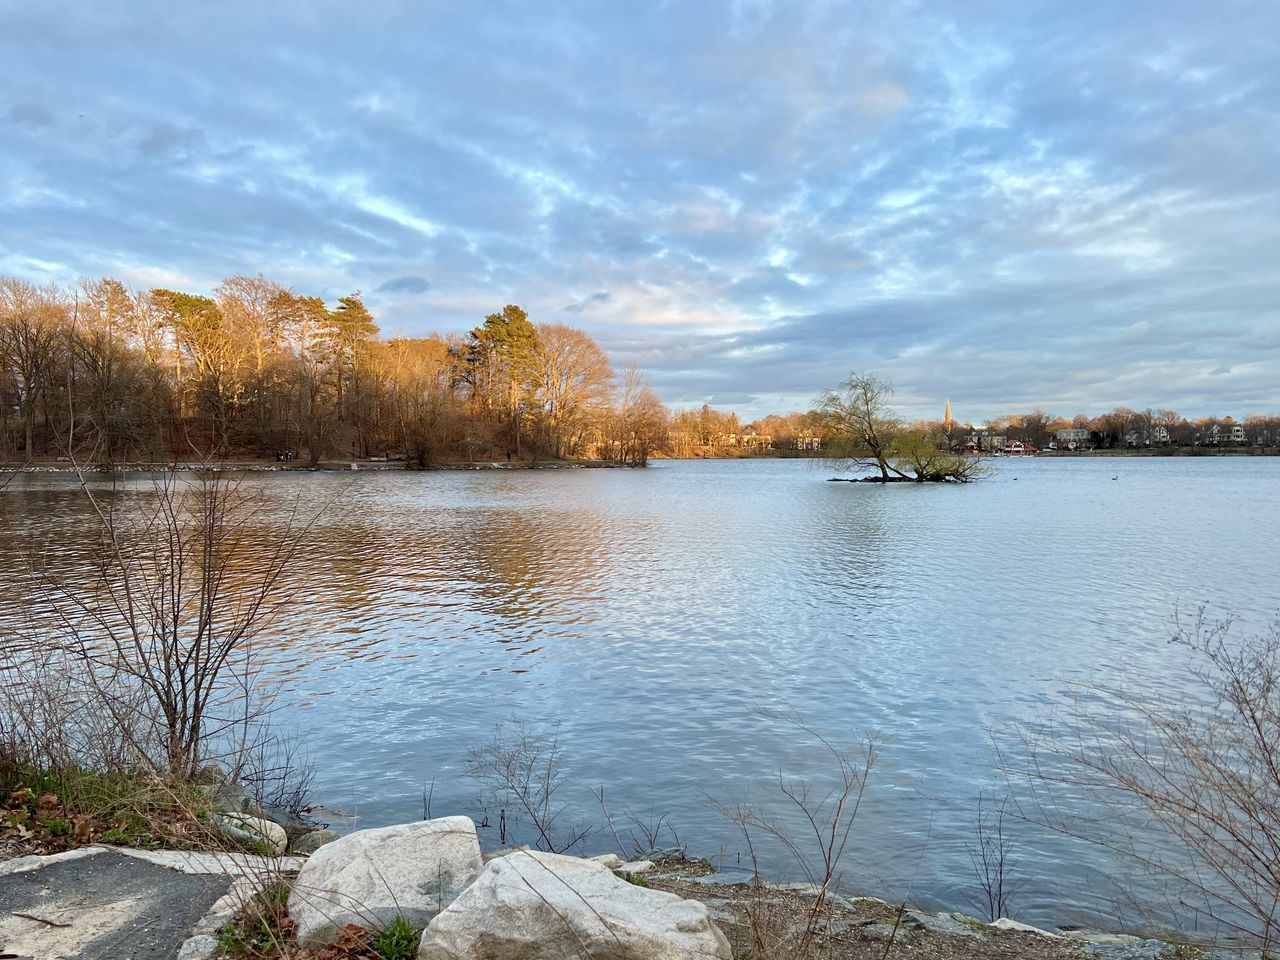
2, 457, 1278, 931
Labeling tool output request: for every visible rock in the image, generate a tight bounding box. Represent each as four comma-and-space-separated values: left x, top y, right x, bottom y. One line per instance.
636, 847, 686, 862
258, 802, 309, 830
194, 764, 229, 786
589, 853, 625, 869
702, 898, 738, 924
1080, 937, 1179, 959
192, 911, 235, 936
417, 850, 732, 960
860, 922, 913, 944
814, 916, 862, 935
1065, 933, 1146, 946
216, 813, 288, 856
292, 829, 341, 855
845, 895, 892, 909
208, 781, 250, 813
614, 860, 655, 876
176, 935, 221, 960
763, 880, 848, 904
902, 911, 984, 938
288, 816, 482, 948
678, 871, 755, 887
990, 917, 1059, 937
481, 845, 532, 864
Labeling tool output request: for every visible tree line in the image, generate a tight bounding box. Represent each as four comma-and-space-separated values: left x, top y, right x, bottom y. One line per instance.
964, 407, 1280, 449
0, 276, 669, 467
674, 401, 1280, 457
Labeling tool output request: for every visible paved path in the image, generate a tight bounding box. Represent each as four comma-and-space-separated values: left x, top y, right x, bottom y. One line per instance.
0, 847, 302, 960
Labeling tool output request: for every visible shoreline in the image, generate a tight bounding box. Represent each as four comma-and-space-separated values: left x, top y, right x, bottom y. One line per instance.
0, 458, 627, 474
5, 445, 1279, 477
1, 765, 1253, 958
0, 766, 1227, 954
0, 824, 1234, 960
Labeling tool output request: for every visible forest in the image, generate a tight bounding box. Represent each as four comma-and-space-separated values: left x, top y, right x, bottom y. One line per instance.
0, 276, 669, 467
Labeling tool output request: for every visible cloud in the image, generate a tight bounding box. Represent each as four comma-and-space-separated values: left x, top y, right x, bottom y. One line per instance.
0, 0, 1278, 419
376, 274, 431, 295
5, 102, 54, 128
563, 291, 611, 313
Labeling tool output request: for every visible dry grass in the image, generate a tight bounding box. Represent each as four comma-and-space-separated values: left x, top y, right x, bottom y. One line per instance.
646, 866, 1107, 960
216, 880, 423, 960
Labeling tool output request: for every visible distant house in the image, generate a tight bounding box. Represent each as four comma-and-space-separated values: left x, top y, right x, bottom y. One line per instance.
968, 431, 1005, 452
1152, 425, 1170, 445
1199, 423, 1247, 446
720, 432, 772, 451
793, 435, 823, 451
1055, 427, 1091, 450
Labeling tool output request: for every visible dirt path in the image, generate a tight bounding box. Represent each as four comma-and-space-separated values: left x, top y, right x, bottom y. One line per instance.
0, 847, 301, 960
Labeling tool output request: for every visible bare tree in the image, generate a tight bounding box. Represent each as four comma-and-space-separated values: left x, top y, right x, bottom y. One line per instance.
591, 787, 682, 859
817, 373, 902, 480
467, 719, 594, 854
965, 790, 1021, 921
1015, 609, 1280, 956
0, 277, 62, 459
216, 274, 291, 449
533, 323, 615, 459
72, 278, 155, 465
712, 711, 877, 959
608, 364, 668, 466
40, 466, 323, 777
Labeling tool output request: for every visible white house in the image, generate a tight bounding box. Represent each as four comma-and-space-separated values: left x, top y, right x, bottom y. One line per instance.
1055, 427, 1091, 450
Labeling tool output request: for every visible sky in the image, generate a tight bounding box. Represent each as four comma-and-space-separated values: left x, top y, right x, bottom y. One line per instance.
2, 1, 1278, 422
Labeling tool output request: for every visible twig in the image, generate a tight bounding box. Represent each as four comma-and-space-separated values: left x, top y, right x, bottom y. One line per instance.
879, 902, 907, 959
12, 912, 72, 928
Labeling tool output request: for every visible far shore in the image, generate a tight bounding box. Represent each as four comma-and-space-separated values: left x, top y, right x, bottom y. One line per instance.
0, 457, 626, 474
4, 444, 1279, 477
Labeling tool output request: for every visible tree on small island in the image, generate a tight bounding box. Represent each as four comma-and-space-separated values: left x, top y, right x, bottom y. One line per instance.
818, 372, 990, 482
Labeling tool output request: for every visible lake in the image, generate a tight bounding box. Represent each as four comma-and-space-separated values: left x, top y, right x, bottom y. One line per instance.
2, 456, 1277, 933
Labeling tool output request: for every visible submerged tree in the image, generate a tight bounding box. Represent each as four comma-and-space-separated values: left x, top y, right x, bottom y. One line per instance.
819, 372, 987, 482
817, 373, 900, 479
888, 430, 990, 482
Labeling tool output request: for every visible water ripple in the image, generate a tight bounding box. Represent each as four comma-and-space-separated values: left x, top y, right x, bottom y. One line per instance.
2, 458, 1278, 931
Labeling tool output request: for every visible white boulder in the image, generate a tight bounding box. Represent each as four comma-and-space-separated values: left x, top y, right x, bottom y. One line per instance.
614, 859, 655, 876
216, 813, 288, 857
990, 917, 1058, 937
418, 850, 732, 960
288, 816, 482, 947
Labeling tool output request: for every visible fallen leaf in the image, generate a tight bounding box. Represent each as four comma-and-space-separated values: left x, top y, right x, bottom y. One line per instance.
34, 794, 59, 822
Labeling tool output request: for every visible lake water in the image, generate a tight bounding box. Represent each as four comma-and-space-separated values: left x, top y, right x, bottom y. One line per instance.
3, 457, 1278, 933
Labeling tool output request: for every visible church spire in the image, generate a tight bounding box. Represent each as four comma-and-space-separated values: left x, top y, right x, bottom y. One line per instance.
944, 399, 953, 429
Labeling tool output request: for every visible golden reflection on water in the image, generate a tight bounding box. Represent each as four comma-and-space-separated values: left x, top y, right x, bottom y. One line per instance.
3, 459, 1280, 933
0, 471, 643, 694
